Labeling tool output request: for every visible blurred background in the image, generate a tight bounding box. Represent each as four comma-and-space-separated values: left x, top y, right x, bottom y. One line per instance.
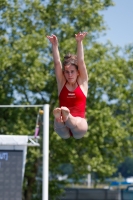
0, 0, 133, 200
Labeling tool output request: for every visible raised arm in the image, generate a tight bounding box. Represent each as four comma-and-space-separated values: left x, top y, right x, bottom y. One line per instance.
75, 32, 88, 82
47, 34, 64, 85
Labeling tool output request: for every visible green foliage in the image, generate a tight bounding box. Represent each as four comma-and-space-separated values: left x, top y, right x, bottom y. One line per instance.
0, 0, 133, 200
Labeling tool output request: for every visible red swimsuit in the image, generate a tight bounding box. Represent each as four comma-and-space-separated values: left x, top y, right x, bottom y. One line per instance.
59, 82, 86, 118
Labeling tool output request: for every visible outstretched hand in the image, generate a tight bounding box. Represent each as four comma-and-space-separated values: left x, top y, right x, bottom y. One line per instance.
47, 34, 58, 45
75, 32, 87, 42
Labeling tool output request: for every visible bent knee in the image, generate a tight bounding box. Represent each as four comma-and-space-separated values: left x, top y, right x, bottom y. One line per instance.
73, 131, 87, 139
57, 133, 70, 139
54, 128, 71, 139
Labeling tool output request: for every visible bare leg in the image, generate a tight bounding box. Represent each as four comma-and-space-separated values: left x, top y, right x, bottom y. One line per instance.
61, 107, 88, 139
53, 108, 71, 139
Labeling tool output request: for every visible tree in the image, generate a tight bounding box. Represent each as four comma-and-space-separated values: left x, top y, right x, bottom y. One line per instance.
117, 157, 133, 178
0, 0, 133, 199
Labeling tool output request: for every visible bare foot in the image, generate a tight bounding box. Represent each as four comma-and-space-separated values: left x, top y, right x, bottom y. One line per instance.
61, 107, 70, 122
53, 108, 62, 122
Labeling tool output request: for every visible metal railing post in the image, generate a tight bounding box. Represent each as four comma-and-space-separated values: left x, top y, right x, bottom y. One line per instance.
42, 104, 49, 200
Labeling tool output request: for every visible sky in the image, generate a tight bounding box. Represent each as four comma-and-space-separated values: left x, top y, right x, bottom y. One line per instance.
99, 0, 133, 48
